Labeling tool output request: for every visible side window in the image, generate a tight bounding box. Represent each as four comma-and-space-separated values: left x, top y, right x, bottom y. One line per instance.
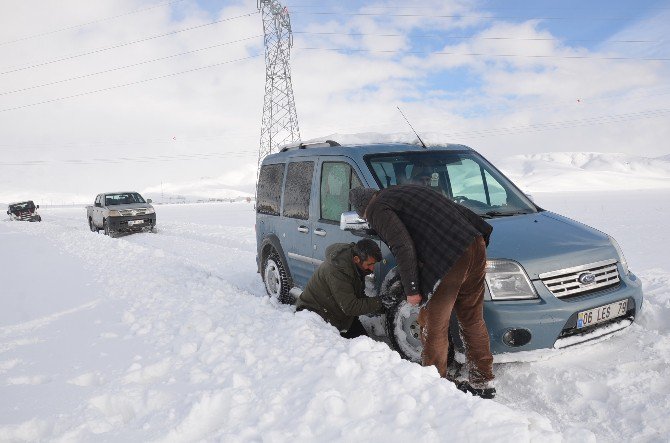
257, 163, 285, 216
283, 161, 314, 220
320, 162, 363, 222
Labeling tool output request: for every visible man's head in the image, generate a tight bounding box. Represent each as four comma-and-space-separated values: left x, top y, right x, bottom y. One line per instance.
410, 165, 433, 186
349, 188, 378, 218
352, 238, 382, 276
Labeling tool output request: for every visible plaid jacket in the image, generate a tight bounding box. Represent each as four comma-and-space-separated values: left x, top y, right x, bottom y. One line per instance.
366, 184, 493, 297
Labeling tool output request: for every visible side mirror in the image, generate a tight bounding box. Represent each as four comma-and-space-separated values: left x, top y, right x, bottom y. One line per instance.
340, 211, 369, 231
147, 199, 152, 204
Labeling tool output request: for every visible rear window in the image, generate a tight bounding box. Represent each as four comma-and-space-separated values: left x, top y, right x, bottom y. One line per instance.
283, 161, 314, 220
257, 163, 285, 216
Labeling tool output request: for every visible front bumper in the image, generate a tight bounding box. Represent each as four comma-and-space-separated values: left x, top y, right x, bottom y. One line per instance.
484, 265, 643, 354
108, 214, 156, 232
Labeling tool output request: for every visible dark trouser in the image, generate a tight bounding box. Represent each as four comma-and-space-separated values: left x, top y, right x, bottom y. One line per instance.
341, 318, 368, 339
418, 236, 494, 385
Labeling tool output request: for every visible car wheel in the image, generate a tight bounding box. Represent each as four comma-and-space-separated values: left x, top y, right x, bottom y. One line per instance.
262, 251, 294, 304
89, 218, 98, 232
103, 219, 117, 238
386, 301, 423, 363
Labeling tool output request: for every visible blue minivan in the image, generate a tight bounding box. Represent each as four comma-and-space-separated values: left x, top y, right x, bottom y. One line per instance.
255, 140, 643, 361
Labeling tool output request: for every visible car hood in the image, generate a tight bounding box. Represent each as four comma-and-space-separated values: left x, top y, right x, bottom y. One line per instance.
487, 211, 616, 280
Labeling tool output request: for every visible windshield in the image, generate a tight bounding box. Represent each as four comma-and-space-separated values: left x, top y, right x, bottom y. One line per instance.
366, 151, 537, 217
9, 201, 35, 212
105, 193, 146, 206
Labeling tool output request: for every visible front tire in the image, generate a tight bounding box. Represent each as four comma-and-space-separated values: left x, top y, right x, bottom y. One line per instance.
386, 301, 423, 363
262, 251, 293, 304
103, 219, 117, 238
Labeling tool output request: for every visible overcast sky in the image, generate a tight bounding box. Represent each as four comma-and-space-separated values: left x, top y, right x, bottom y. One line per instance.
1, 0, 669, 202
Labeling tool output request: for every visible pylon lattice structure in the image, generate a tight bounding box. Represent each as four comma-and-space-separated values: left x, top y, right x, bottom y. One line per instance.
257, 0, 300, 166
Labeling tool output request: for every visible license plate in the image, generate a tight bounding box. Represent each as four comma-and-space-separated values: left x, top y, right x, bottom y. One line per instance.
128, 220, 144, 226
577, 300, 628, 329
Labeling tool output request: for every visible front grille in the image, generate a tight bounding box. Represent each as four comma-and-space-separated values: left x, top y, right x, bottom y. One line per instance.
119, 208, 148, 216
539, 259, 620, 299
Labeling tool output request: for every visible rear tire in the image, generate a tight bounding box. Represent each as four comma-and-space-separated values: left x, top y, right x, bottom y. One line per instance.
89, 218, 98, 232
262, 250, 294, 304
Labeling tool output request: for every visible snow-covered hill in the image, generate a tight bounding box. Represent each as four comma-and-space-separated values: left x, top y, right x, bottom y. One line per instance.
496, 151, 670, 192
141, 166, 256, 204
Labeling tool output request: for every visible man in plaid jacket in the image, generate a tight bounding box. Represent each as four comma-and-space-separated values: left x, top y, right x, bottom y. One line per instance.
349, 185, 495, 399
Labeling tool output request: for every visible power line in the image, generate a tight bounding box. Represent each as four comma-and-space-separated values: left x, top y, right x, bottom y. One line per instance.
0, 54, 262, 113
0, 0, 189, 47
0, 11, 259, 76
286, 4, 670, 11
290, 11, 650, 22
0, 131, 255, 150
0, 35, 263, 97
293, 31, 657, 44
296, 46, 670, 62
438, 108, 670, 140
5, 32, 655, 99
0, 151, 257, 167
3, 108, 668, 164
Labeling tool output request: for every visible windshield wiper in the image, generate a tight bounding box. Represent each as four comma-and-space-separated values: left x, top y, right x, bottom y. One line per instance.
483, 210, 532, 218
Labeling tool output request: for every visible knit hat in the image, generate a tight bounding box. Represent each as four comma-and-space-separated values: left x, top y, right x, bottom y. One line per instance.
349, 188, 378, 218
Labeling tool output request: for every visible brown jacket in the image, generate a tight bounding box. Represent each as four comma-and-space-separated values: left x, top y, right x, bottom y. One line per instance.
366, 185, 492, 297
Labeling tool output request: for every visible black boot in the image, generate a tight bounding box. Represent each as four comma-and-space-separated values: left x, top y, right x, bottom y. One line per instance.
456, 381, 496, 399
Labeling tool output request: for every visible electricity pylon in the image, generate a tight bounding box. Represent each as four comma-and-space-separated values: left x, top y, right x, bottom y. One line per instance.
257, 0, 300, 166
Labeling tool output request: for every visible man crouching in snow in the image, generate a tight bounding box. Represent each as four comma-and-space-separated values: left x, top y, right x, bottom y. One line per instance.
296, 239, 384, 338
349, 186, 496, 399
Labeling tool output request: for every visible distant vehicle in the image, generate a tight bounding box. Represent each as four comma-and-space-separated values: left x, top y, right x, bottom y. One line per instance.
255, 140, 643, 361
86, 192, 156, 237
7, 200, 41, 222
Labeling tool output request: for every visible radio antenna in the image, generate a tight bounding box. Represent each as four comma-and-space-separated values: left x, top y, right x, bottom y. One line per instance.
397, 106, 427, 149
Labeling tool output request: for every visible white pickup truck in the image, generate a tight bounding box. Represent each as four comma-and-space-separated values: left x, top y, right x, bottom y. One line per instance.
86, 192, 156, 237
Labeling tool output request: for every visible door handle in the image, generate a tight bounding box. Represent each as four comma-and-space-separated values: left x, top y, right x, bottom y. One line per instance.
297, 226, 309, 233
314, 228, 327, 237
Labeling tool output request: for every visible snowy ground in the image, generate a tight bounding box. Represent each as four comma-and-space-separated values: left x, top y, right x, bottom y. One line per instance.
1, 191, 669, 442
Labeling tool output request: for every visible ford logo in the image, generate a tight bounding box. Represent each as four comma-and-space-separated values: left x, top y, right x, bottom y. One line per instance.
578, 272, 596, 285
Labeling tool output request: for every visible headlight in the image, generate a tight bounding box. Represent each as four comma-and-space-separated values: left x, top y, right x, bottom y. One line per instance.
108, 210, 123, 217
609, 236, 629, 275
485, 259, 538, 300
145, 207, 155, 214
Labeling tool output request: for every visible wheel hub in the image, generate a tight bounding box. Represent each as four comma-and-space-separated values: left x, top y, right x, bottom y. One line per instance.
264, 260, 281, 296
